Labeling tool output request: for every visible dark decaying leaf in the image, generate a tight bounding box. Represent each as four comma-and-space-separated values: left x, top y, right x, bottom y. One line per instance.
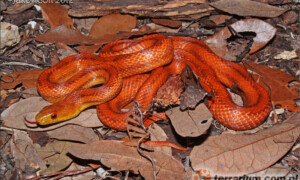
155, 75, 183, 106
67, 140, 185, 180
210, 0, 287, 18
190, 112, 300, 176
180, 65, 208, 110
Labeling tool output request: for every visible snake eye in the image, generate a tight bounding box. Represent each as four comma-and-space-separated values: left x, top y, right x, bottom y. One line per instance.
51, 114, 57, 119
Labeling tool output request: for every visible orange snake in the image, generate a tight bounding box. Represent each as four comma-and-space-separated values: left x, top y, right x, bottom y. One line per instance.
36, 34, 271, 131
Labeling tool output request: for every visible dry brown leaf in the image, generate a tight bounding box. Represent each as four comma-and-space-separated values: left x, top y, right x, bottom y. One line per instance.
250, 163, 291, 178
156, 75, 183, 106
4, 2, 34, 14
209, 15, 232, 25
89, 13, 137, 39
243, 61, 300, 111
190, 112, 300, 176
67, 140, 185, 180
1, 97, 103, 131
151, 18, 182, 28
47, 124, 99, 144
210, 0, 287, 18
40, 2, 73, 29
148, 123, 172, 155
10, 130, 47, 172
0, 69, 44, 89
205, 19, 276, 59
34, 140, 78, 175
77, 14, 145, 53
166, 104, 213, 137
35, 25, 94, 45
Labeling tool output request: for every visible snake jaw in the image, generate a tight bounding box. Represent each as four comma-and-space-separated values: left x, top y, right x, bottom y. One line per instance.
35, 102, 80, 125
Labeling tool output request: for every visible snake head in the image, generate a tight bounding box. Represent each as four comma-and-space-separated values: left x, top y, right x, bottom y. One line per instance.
35, 102, 80, 125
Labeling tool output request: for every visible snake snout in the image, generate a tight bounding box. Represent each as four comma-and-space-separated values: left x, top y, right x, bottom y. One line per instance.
36, 102, 80, 125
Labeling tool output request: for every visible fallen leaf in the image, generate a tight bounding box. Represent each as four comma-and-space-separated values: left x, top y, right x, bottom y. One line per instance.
209, 15, 232, 25
77, 14, 148, 53
148, 123, 172, 155
1, 97, 103, 131
146, 23, 180, 33
35, 25, 94, 45
0, 69, 44, 89
88, 13, 137, 39
166, 104, 213, 137
250, 163, 291, 178
40, 2, 73, 29
242, 61, 300, 111
34, 140, 78, 175
151, 18, 182, 28
67, 140, 185, 180
10, 130, 47, 172
21, 88, 40, 99
155, 75, 183, 106
47, 124, 99, 144
4, 2, 34, 14
274, 50, 298, 60
205, 19, 277, 58
210, 0, 287, 18
190, 112, 300, 176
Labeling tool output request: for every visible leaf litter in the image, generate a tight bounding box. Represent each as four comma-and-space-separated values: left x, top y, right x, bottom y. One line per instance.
1, 1, 300, 179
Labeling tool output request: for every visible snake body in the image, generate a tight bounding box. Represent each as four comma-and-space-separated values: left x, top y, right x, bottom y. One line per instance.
36, 34, 271, 130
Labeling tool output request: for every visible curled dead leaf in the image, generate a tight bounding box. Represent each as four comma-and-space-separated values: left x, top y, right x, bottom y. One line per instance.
205, 19, 277, 59
190, 112, 300, 176
0, 69, 44, 89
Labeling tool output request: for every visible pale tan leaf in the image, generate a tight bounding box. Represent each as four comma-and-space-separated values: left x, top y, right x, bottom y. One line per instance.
190, 113, 300, 176
166, 104, 213, 137
148, 123, 172, 155
34, 141, 78, 175
67, 140, 185, 180
1, 97, 103, 131
47, 124, 99, 144
250, 163, 291, 178
210, 0, 287, 18
10, 130, 47, 172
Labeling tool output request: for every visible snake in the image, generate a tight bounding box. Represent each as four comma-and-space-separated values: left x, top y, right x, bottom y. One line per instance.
36, 34, 271, 131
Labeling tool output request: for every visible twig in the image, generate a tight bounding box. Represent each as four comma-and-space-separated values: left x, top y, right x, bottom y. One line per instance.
137, 135, 157, 180
0, 62, 42, 68
40, 166, 94, 180
5, 38, 33, 56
